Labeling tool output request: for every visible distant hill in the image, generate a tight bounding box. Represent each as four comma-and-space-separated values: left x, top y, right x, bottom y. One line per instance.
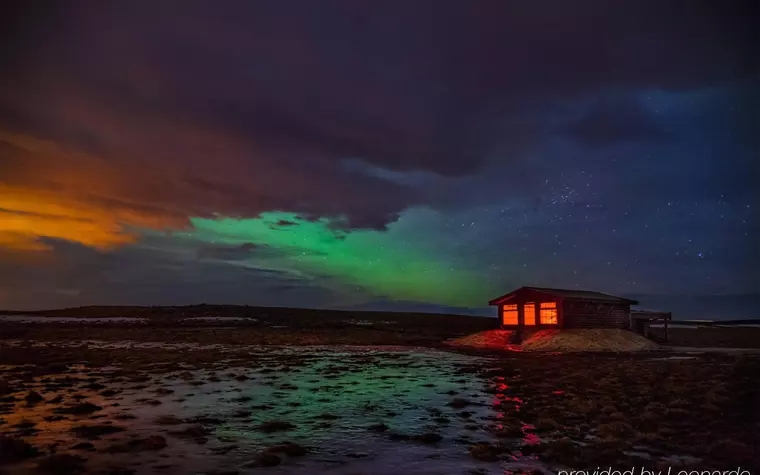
625, 293, 759, 321
338, 300, 492, 317
0, 304, 497, 333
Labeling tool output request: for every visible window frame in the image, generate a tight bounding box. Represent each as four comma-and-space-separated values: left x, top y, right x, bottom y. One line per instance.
523, 302, 536, 326
502, 303, 518, 326
539, 301, 558, 325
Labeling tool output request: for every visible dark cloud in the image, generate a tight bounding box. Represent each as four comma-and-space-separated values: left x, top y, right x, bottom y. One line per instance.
565, 97, 671, 146
196, 242, 259, 261
0, 238, 346, 310
1, 0, 756, 235
0, 0, 757, 314
341, 299, 491, 317
271, 219, 299, 228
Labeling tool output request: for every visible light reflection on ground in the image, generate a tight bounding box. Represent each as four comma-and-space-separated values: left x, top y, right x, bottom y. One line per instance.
0, 346, 553, 475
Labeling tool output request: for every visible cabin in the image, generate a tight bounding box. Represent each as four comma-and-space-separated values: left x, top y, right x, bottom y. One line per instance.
488, 286, 639, 330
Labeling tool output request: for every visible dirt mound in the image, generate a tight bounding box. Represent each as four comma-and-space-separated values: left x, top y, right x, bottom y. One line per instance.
446, 329, 660, 352
522, 329, 660, 352
444, 330, 520, 350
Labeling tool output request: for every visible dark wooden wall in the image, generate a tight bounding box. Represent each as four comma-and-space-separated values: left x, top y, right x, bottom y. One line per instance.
561, 300, 631, 329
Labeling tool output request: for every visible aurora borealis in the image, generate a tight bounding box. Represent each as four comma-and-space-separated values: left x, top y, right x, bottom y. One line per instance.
0, 1, 757, 318
188, 211, 487, 307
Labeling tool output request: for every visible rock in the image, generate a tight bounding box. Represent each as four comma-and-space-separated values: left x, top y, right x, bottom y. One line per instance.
40, 415, 64, 423
154, 415, 183, 425
133, 436, 168, 451
36, 454, 86, 474
492, 426, 524, 438
264, 442, 308, 457
534, 418, 561, 432
244, 453, 281, 467
541, 437, 578, 464
448, 398, 471, 408
44, 363, 69, 374
412, 433, 442, 444
367, 423, 388, 432
315, 413, 339, 420
387, 431, 410, 441
209, 445, 238, 455
55, 402, 102, 415
113, 413, 137, 420
168, 424, 211, 444
105, 436, 167, 453
96, 468, 135, 475
25, 391, 45, 405
187, 416, 224, 425
71, 442, 95, 451
346, 452, 369, 458
256, 420, 296, 433
0, 435, 39, 464
469, 443, 502, 462
71, 424, 125, 439
13, 419, 36, 429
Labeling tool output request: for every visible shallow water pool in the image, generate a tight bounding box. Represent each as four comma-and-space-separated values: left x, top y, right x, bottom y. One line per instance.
0, 346, 553, 474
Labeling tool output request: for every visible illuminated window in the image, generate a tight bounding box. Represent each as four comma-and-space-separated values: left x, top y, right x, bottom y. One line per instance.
524, 303, 536, 325
502, 304, 518, 325
539, 302, 558, 325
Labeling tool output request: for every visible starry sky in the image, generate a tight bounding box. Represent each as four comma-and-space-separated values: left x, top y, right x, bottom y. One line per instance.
0, 1, 757, 319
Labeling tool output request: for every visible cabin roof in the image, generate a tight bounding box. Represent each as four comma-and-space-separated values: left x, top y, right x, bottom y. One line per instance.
488, 286, 639, 305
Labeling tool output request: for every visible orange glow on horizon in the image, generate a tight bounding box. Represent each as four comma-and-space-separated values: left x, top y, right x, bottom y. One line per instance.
0, 131, 191, 253
0, 188, 138, 251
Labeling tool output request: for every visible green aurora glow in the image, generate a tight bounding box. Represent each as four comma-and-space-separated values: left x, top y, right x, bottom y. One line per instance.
184, 209, 494, 307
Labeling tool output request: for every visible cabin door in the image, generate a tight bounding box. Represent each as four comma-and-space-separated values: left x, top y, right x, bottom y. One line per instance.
523, 303, 536, 326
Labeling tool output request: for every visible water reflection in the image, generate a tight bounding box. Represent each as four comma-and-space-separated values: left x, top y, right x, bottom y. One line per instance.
1, 347, 554, 474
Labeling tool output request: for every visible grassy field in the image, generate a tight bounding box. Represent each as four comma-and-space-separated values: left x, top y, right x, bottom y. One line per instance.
3, 304, 759, 349
1, 307, 759, 472
659, 327, 760, 348
0, 333, 758, 473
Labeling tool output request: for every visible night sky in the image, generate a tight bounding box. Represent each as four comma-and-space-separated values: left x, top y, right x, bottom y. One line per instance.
1, 1, 757, 318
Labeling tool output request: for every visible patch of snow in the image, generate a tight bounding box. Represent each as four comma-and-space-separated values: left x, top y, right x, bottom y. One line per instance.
623, 450, 652, 459
660, 454, 702, 465
0, 315, 147, 324
182, 316, 256, 322
667, 346, 760, 354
